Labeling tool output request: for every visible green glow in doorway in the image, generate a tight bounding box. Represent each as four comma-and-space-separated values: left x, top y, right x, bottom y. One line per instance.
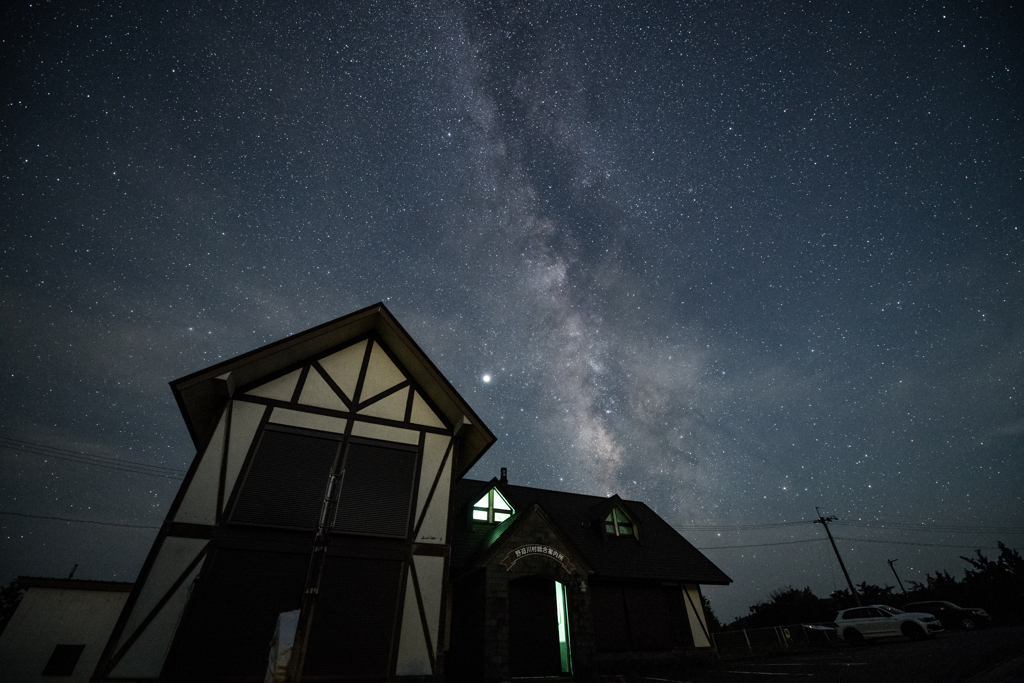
555, 581, 572, 673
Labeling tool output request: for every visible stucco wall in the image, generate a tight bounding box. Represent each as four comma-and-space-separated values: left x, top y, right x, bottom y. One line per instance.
0, 586, 130, 683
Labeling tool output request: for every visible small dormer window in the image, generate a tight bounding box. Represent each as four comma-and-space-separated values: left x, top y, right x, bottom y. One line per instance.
604, 507, 638, 539
472, 488, 513, 524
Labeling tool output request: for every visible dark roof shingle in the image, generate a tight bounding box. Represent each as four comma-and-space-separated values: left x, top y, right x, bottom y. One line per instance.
451, 479, 731, 585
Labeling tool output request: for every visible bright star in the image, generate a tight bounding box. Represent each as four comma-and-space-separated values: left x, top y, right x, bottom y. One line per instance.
482, 374, 491, 383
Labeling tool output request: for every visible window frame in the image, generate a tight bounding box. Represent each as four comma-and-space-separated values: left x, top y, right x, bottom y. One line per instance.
471, 488, 514, 525
604, 506, 639, 539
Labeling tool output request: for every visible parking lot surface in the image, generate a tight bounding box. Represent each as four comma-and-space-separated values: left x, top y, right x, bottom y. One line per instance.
688, 625, 1024, 683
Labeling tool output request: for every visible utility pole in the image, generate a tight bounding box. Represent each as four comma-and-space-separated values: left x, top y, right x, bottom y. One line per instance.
815, 508, 861, 606
285, 469, 345, 683
887, 558, 907, 594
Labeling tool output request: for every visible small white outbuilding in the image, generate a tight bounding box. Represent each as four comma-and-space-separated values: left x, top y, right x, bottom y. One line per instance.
0, 577, 132, 683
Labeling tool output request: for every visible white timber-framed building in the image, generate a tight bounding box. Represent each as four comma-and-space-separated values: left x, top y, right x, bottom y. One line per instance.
87, 302, 730, 682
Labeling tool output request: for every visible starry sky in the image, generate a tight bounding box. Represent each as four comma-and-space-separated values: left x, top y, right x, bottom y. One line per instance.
2, 1, 1022, 623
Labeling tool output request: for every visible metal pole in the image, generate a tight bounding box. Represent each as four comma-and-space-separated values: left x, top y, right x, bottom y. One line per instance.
285, 471, 344, 683
815, 508, 861, 606
887, 558, 907, 594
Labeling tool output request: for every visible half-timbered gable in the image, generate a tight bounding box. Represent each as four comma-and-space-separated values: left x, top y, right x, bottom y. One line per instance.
89, 303, 729, 683
93, 303, 494, 682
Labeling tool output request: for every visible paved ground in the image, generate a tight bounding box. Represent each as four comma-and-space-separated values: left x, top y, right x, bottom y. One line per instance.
701, 626, 1024, 683
624, 625, 1024, 683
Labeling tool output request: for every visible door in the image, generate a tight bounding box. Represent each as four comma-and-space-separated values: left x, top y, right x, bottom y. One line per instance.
509, 577, 563, 677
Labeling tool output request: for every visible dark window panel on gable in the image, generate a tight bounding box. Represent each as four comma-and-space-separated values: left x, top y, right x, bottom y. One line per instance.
332, 440, 418, 538
231, 429, 339, 529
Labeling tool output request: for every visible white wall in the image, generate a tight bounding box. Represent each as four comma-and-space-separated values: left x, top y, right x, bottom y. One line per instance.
0, 586, 130, 683
683, 584, 712, 648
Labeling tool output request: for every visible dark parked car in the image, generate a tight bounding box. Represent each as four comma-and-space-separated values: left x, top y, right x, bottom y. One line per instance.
903, 601, 992, 629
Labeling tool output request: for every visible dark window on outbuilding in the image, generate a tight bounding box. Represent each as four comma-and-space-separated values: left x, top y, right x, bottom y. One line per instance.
42, 644, 85, 676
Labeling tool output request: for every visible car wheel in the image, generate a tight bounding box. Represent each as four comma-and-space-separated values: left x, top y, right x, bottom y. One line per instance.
901, 623, 926, 640
844, 628, 866, 646
961, 618, 976, 630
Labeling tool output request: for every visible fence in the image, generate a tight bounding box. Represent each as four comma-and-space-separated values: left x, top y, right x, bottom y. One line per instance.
711, 623, 841, 659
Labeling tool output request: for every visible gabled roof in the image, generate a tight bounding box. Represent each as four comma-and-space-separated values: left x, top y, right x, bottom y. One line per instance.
169, 303, 495, 479
453, 502, 595, 579
586, 493, 634, 525
451, 478, 732, 585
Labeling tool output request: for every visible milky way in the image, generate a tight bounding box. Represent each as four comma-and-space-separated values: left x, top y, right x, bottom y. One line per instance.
2, 1, 1022, 621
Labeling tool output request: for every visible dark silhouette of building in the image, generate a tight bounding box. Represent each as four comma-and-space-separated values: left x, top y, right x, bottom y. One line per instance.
90, 303, 729, 681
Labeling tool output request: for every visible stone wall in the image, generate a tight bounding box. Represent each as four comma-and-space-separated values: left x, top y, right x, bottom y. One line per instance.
479, 511, 596, 682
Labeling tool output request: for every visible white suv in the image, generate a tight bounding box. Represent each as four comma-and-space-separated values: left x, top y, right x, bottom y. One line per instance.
834, 604, 943, 644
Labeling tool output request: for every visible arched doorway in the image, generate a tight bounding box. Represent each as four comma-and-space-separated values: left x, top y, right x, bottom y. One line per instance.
508, 576, 572, 677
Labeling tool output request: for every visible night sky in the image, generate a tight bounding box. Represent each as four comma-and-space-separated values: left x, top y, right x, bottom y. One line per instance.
2, 1, 1022, 623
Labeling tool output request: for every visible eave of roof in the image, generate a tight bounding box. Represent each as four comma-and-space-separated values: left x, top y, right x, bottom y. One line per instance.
17, 576, 134, 592
169, 302, 495, 479
451, 478, 732, 586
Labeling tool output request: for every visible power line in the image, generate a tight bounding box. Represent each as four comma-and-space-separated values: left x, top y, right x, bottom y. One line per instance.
0, 437, 185, 480
0, 436, 185, 474
0, 510, 160, 529
832, 536, 1006, 550
674, 519, 1023, 535
674, 521, 813, 531
697, 538, 827, 550
832, 521, 1024, 534
695, 536, 1013, 552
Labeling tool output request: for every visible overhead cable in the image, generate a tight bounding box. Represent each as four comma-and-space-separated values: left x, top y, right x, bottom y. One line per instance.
831, 520, 1024, 534
832, 535, 1007, 550
673, 521, 814, 531
697, 538, 826, 550
0, 510, 160, 529
0, 437, 185, 479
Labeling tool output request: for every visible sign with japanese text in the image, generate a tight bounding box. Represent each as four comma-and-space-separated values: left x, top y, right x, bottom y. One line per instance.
500, 544, 576, 574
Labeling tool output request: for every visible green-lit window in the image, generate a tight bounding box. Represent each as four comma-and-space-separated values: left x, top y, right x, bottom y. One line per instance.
471, 488, 513, 524
604, 507, 637, 539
